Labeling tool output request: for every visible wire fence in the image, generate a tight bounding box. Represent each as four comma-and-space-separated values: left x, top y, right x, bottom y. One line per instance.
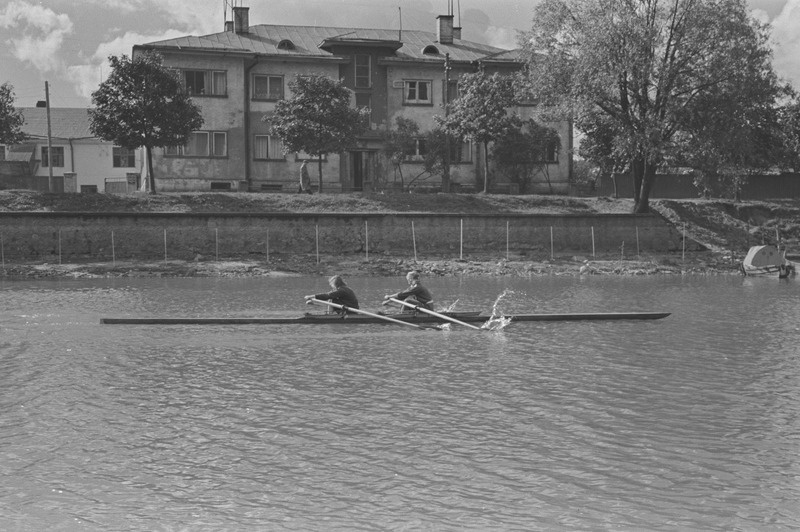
0, 215, 694, 269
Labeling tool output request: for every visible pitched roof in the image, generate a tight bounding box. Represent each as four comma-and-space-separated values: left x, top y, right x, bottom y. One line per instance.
139, 24, 521, 64
19, 107, 94, 140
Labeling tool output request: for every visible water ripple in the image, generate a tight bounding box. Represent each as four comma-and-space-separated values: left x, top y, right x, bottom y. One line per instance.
1, 276, 799, 530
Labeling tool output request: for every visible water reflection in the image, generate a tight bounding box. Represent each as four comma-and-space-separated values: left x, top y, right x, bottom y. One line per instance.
1, 275, 798, 530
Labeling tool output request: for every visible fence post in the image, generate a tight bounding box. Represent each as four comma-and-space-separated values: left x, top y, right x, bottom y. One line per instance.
412, 220, 418, 262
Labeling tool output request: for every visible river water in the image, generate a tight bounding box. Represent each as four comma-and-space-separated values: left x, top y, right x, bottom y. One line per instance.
1, 274, 798, 531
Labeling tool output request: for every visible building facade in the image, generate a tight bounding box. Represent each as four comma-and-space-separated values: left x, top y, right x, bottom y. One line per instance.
133, 7, 572, 193
0, 107, 143, 193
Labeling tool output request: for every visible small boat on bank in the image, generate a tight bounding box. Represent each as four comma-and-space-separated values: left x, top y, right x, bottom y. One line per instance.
100, 310, 670, 326
741, 245, 796, 277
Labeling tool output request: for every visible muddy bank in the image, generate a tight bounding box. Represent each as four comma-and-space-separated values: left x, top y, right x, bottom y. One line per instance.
0, 250, 744, 280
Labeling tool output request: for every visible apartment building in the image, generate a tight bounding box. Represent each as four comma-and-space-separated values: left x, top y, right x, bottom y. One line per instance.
133, 6, 571, 193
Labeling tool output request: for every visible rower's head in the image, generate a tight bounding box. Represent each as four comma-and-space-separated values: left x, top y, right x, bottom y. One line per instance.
329, 275, 345, 288
406, 271, 420, 284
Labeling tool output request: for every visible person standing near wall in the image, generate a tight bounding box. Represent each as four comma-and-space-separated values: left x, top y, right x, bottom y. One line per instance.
298, 160, 312, 194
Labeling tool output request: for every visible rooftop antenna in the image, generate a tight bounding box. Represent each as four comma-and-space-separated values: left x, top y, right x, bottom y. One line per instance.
398, 6, 402, 41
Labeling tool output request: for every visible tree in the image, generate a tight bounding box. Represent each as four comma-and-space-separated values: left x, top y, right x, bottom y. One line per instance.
492, 119, 561, 194
0, 83, 26, 146
380, 116, 419, 190
775, 95, 800, 173
419, 127, 452, 189
89, 52, 203, 194
679, 86, 786, 200
522, 0, 783, 212
576, 112, 631, 198
437, 71, 520, 193
267, 74, 368, 192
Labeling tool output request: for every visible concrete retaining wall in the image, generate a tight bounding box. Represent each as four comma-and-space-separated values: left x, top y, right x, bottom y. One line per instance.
0, 212, 700, 263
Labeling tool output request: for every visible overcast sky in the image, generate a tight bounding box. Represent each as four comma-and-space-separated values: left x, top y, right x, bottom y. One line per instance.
1, 0, 798, 108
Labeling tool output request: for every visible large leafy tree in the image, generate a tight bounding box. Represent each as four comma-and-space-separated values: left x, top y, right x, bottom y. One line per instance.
775, 96, 800, 173
678, 81, 787, 200
267, 74, 368, 192
522, 0, 783, 212
576, 112, 630, 198
0, 82, 26, 146
492, 119, 561, 194
89, 52, 203, 194
437, 71, 520, 193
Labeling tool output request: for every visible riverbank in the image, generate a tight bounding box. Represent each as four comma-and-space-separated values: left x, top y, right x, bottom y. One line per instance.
1, 190, 796, 279
0, 251, 743, 280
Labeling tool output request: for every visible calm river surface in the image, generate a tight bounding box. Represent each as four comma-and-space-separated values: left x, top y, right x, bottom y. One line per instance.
1, 274, 798, 531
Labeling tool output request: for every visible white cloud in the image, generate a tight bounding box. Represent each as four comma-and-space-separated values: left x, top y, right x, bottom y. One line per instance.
72, 0, 143, 13
769, 0, 800, 88
750, 8, 771, 23
65, 30, 186, 100
0, 0, 74, 72
485, 26, 520, 50
155, 0, 222, 35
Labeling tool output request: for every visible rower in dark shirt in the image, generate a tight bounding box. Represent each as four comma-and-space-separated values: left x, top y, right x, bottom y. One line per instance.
383, 270, 433, 312
305, 275, 359, 313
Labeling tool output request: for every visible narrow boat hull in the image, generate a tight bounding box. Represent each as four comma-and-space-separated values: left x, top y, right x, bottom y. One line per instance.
101, 311, 670, 325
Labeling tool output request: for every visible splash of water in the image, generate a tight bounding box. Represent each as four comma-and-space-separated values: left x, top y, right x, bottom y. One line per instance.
438, 299, 459, 313
482, 289, 515, 331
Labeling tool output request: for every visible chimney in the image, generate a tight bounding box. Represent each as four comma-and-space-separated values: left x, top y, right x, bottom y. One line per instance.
225, 20, 234, 32
233, 6, 249, 34
452, 26, 462, 40
437, 14, 454, 44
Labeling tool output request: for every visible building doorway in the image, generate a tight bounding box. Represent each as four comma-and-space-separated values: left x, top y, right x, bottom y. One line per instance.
350, 151, 377, 192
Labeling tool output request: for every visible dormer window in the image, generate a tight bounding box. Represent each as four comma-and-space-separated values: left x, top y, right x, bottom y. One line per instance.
277, 39, 295, 51
422, 45, 440, 55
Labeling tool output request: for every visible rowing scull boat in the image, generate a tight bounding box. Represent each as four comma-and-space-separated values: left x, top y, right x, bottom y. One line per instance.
100, 311, 670, 325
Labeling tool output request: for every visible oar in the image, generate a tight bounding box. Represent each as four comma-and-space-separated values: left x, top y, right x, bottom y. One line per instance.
308, 298, 437, 331
387, 297, 484, 330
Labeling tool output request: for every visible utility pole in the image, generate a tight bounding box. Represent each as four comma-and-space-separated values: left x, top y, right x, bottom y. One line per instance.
45, 81, 53, 193
443, 53, 451, 193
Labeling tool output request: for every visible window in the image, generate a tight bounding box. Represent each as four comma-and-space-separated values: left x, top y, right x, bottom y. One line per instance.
0, 145, 5, 161
183, 70, 227, 96
113, 147, 136, 168
253, 75, 284, 100
164, 131, 227, 157
42, 146, 64, 167
543, 140, 559, 163
404, 138, 428, 161
355, 54, 371, 88
449, 139, 472, 164
212, 132, 227, 157
277, 39, 295, 50
355, 93, 372, 126
184, 132, 209, 156
254, 135, 285, 160
403, 80, 432, 105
